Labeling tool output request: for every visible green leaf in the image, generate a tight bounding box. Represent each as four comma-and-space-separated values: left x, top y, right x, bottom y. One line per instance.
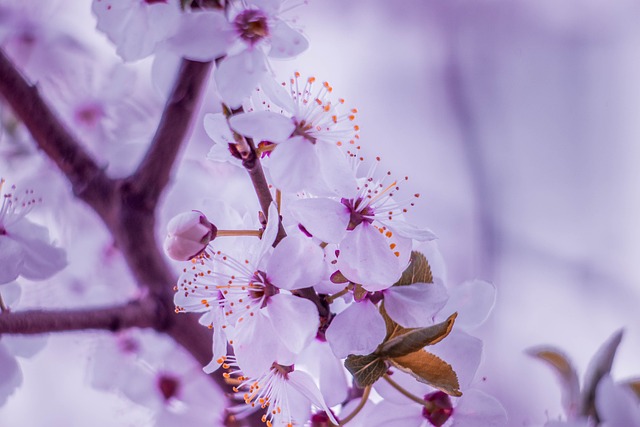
390, 350, 461, 397
378, 313, 457, 358
394, 251, 433, 287
344, 354, 387, 388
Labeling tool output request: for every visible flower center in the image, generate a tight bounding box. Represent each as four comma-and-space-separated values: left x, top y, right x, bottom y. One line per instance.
250, 270, 279, 307
422, 391, 454, 427
234, 9, 269, 45
157, 374, 180, 401
341, 197, 374, 230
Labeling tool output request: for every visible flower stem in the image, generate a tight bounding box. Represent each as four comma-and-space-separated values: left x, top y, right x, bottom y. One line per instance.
326, 286, 351, 304
337, 385, 371, 426
217, 229, 263, 238
383, 374, 435, 411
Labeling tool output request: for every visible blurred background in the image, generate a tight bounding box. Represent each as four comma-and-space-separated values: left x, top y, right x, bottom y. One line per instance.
2, 0, 640, 425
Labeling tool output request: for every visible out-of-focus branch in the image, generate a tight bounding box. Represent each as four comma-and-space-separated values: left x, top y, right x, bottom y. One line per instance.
0, 50, 115, 219
0, 298, 160, 335
128, 59, 212, 210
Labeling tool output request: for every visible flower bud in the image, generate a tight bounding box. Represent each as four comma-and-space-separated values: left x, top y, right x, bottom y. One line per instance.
163, 211, 217, 261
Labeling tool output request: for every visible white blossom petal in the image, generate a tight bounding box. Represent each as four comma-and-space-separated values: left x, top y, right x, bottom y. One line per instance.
0, 238, 24, 284
440, 280, 496, 330
288, 370, 339, 425
163, 11, 233, 61
269, 136, 322, 193
0, 344, 22, 406
233, 311, 278, 377
316, 142, 358, 198
596, 375, 640, 427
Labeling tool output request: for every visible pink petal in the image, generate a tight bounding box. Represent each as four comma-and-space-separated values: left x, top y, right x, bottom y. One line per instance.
325, 300, 386, 358
233, 311, 278, 377
384, 282, 448, 328
229, 111, 295, 143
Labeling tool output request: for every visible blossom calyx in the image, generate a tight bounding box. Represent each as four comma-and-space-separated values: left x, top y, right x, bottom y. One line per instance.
164, 211, 217, 261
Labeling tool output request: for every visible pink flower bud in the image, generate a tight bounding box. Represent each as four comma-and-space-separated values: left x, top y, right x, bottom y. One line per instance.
163, 211, 217, 261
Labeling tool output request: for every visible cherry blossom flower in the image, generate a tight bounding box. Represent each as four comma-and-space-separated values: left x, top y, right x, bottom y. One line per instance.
224, 359, 338, 427
229, 73, 358, 195
290, 161, 435, 291
92, 0, 182, 62
213, 0, 309, 107
174, 204, 324, 376
90, 330, 226, 427
0, 179, 66, 284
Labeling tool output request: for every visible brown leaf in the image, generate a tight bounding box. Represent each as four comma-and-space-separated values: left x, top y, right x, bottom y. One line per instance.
380, 303, 410, 341
344, 354, 387, 388
390, 350, 461, 397
394, 251, 433, 287
378, 313, 457, 358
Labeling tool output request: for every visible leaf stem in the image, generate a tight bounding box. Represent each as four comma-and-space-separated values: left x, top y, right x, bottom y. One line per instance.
337, 385, 371, 426
326, 286, 351, 304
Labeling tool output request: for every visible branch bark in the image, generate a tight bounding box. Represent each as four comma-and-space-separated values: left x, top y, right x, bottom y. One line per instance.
0, 50, 115, 219
0, 298, 160, 335
129, 60, 213, 210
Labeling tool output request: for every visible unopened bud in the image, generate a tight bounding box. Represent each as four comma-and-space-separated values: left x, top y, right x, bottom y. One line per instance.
163, 211, 217, 261
422, 391, 453, 427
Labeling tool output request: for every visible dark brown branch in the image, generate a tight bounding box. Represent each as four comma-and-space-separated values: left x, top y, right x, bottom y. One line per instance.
129, 60, 212, 209
0, 298, 160, 335
0, 50, 115, 219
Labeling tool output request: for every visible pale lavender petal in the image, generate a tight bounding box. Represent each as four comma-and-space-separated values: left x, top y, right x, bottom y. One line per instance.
452, 389, 508, 427
325, 300, 386, 358
385, 219, 437, 242
229, 110, 295, 143
268, 20, 309, 59
289, 197, 349, 243
441, 279, 496, 330
267, 235, 324, 290
384, 282, 448, 328
267, 293, 319, 355
269, 136, 322, 193
215, 49, 268, 108
0, 238, 24, 284
289, 370, 339, 425
164, 11, 233, 61
596, 375, 640, 427
233, 312, 278, 377
337, 223, 403, 291
316, 141, 358, 198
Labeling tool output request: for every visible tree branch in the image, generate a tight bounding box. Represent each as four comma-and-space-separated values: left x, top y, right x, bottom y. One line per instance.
128, 59, 212, 210
0, 50, 115, 219
0, 298, 160, 335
